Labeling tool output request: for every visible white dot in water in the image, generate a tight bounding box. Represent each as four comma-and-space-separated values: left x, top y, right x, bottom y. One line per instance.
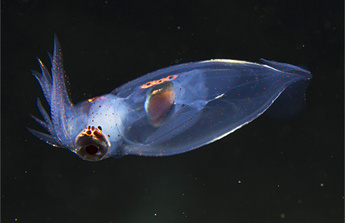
238, 180, 241, 184
320, 183, 324, 187
280, 213, 286, 218
154, 213, 157, 217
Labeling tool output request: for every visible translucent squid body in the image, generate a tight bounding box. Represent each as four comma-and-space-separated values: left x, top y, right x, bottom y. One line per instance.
29, 37, 312, 161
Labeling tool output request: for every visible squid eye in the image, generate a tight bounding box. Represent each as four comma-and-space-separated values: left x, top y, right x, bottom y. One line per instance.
85, 145, 99, 155
74, 126, 111, 161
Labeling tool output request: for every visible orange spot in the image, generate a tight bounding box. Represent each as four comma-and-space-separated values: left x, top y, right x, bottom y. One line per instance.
88, 96, 105, 103
140, 75, 178, 89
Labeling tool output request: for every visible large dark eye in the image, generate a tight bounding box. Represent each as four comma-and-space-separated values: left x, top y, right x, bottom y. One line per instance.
74, 126, 111, 161
76, 143, 107, 161
85, 145, 99, 155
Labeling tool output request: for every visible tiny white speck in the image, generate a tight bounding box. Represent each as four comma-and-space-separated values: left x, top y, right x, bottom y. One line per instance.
238, 180, 241, 184
154, 213, 157, 217
320, 183, 324, 187
280, 213, 286, 218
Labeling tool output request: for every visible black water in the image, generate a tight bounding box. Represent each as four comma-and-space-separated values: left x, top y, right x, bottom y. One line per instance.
2, 1, 343, 222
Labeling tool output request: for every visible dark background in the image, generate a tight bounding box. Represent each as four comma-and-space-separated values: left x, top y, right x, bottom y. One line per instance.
2, 0, 343, 222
